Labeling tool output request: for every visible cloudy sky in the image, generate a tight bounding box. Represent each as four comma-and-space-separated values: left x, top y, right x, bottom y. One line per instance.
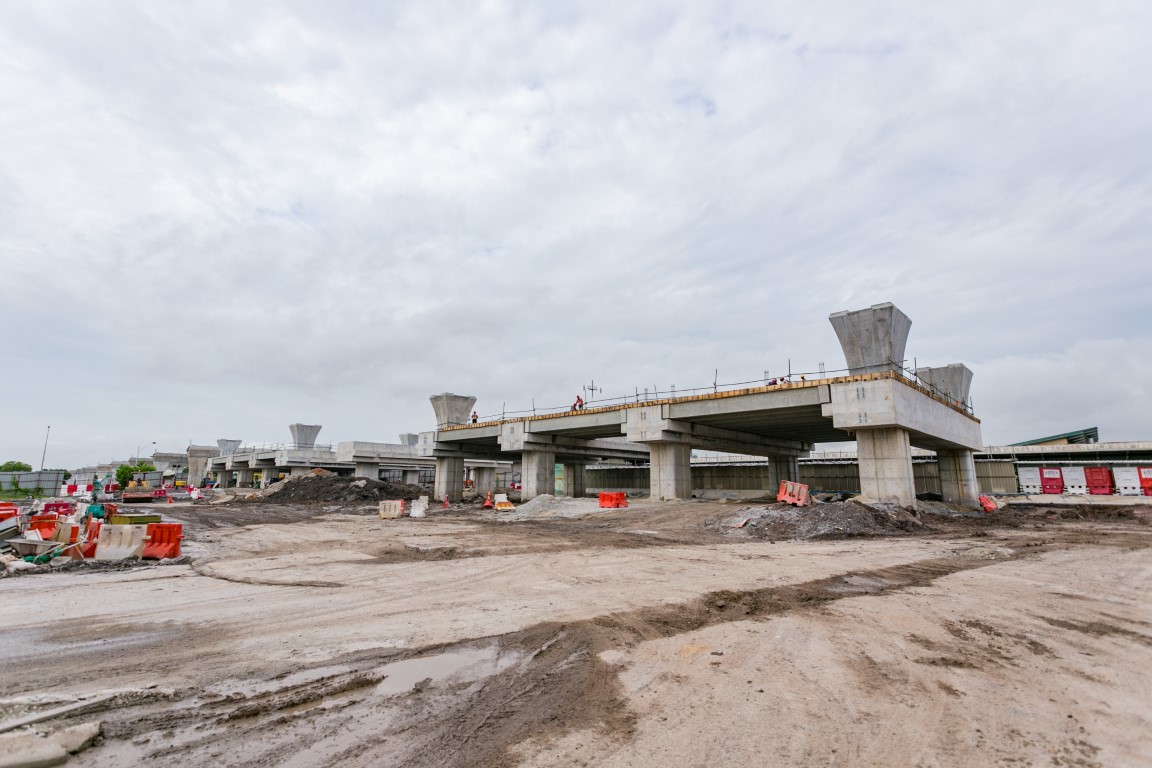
3, 1, 1150, 469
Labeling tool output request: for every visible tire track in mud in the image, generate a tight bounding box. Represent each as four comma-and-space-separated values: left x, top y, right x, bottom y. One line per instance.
69, 552, 1010, 768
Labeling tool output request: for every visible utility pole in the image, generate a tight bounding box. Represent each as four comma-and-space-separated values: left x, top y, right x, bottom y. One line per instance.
40, 426, 50, 471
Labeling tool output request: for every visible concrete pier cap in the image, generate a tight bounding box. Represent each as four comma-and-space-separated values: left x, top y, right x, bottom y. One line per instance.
430, 393, 477, 429
289, 423, 322, 449
829, 302, 912, 375
915, 364, 974, 406
398, 433, 419, 446
217, 439, 242, 457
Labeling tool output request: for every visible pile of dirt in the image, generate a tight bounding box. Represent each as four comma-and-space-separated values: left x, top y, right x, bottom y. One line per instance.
246, 473, 427, 504
719, 500, 923, 540
504, 494, 605, 520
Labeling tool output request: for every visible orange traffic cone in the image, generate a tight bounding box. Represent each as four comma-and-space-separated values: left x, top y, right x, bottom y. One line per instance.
442, 495, 450, 509
482, 491, 493, 509
167, 495, 174, 504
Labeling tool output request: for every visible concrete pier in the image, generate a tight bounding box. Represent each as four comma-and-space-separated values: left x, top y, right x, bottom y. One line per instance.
430, 393, 477, 429
473, 467, 497, 494
289, 424, 322, 449
187, 446, 220, 487
937, 448, 980, 507
434, 457, 464, 502
855, 428, 917, 506
403, 469, 422, 486
649, 443, 692, 501
829, 302, 912, 375
354, 462, 379, 479
563, 463, 587, 497
217, 439, 241, 457
522, 450, 556, 499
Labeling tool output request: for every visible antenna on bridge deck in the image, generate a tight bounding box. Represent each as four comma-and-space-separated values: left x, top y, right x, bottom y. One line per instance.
713, 369, 718, 393
583, 380, 602, 403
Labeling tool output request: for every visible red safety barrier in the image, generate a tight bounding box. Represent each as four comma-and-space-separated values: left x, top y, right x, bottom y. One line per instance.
28, 513, 59, 538
1140, 467, 1152, 497
598, 492, 628, 508
978, 496, 997, 513
142, 523, 183, 559
1039, 467, 1064, 495
1084, 467, 1114, 495
0, 509, 17, 523
42, 501, 73, 515
79, 519, 103, 558
777, 481, 810, 507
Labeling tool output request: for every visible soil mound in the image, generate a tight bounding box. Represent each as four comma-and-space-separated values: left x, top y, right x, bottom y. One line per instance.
720, 500, 923, 540
247, 472, 427, 504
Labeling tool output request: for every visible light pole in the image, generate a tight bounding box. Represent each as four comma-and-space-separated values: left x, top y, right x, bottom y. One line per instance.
135, 441, 156, 464
40, 426, 50, 471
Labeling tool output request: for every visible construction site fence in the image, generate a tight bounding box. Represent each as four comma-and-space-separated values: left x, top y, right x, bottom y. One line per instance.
470, 361, 974, 425
585, 460, 1019, 496
0, 470, 67, 493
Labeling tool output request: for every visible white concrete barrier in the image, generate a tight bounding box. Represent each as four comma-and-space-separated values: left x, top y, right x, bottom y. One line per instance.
409, 496, 429, 518
94, 525, 147, 560
378, 500, 404, 519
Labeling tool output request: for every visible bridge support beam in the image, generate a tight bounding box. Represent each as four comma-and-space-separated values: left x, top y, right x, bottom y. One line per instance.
649, 442, 692, 501
856, 428, 916, 508
772, 455, 800, 486
522, 450, 556, 500
937, 449, 979, 508
434, 457, 464, 502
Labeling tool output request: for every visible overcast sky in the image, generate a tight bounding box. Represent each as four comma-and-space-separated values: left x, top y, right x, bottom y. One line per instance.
3, 1, 1150, 469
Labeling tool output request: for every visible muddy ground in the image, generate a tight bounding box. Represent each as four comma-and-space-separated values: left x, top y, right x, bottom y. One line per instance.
2, 498, 1150, 767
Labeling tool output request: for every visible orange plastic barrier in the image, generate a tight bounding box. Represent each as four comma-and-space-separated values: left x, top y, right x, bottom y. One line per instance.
598, 492, 628, 508
142, 523, 183, 559
79, 519, 103, 558
28, 514, 59, 538
777, 481, 810, 507
978, 496, 997, 513
52, 521, 81, 544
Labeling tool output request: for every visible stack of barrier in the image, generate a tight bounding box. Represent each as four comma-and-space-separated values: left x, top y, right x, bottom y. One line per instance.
378, 500, 405, 519
79, 519, 103, 558
28, 514, 59, 539
142, 523, 183, 559
410, 496, 429, 518
777, 481, 811, 507
51, 520, 81, 544
94, 525, 148, 561
598, 492, 628, 508
1141, 468, 1152, 496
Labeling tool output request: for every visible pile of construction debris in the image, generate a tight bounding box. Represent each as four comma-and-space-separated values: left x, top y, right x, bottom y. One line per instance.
246, 469, 427, 504
1, 498, 185, 577
720, 498, 923, 540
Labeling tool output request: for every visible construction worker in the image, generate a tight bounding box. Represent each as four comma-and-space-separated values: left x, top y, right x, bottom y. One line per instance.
471, 411, 478, 424
572, 395, 584, 411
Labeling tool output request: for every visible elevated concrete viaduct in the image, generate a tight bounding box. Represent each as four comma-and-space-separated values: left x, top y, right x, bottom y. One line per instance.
432, 303, 983, 508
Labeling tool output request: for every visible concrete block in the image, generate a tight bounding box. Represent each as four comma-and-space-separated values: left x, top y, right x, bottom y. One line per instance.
49, 722, 101, 754
94, 524, 146, 560
829, 302, 912, 375
289, 424, 322, 449
0, 732, 67, 768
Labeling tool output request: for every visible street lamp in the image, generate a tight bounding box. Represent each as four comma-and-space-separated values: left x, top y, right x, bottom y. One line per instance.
135, 441, 156, 464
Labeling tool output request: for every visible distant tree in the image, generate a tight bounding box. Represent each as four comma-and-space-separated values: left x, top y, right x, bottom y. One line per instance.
0, 461, 32, 472
115, 463, 157, 487
8, 476, 20, 492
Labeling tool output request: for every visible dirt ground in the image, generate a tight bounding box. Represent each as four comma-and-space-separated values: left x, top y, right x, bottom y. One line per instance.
1, 497, 1150, 767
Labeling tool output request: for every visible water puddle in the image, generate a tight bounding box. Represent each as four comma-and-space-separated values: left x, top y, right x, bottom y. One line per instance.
372, 644, 518, 697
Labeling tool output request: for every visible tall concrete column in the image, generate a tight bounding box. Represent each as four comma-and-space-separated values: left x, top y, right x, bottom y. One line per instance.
215, 470, 234, 488
187, 446, 220, 487
354, 462, 379, 479
521, 450, 556, 500
402, 469, 422, 486
856, 428, 916, 507
290, 466, 311, 477
434, 457, 464, 502
236, 469, 255, 489
563, 463, 587, 497
937, 449, 980, 508
473, 467, 497, 494
649, 443, 692, 501
771, 455, 800, 486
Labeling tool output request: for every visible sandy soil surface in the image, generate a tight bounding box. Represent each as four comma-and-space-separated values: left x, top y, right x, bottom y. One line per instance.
1, 498, 1150, 767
